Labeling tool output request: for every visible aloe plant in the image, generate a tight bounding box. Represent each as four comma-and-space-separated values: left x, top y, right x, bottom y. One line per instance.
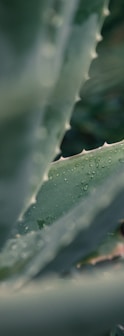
0, 0, 124, 335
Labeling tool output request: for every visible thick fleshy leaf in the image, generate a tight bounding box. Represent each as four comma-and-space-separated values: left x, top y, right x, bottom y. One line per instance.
0, 0, 78, 247
18, 140, 124, 234
18, 0, 110, 220
0, 149, 124, 282
0, 270, 124, 335
0, 0, 108, 248
0, 0, 77, 120
29, 166, 124, 278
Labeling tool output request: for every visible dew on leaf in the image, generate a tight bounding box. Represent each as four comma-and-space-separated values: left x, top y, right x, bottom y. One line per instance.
37, 219, 46, 229
83, 184, 88, 191
87, 172, 91, 176
119, 158, 124, 164
108, 157, 112, 163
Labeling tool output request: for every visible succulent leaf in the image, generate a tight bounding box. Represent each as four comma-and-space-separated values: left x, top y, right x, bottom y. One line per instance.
0, 0, 109, 248
18, 140, 124, 233
1, 2, 124, 336
18, 0, 110, 219
0, 142, 124, 282
0, 0, 78, 247
28, 166, 124, 278
0, 269, 124, 335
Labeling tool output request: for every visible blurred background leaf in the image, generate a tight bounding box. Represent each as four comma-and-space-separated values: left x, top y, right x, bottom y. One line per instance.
58, 0, 124, 159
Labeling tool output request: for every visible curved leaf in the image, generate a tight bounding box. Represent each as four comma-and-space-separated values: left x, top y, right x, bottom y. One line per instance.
0, 269, 124, 335
0, 0, 109, 248
0, 0, 78, 247
0, 144, 124, 282
18, 140, 124, 233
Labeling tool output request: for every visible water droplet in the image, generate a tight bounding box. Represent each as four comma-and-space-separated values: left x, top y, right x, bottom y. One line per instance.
83, 184, 88, 191
64, 178, 68, 182
108, 157, 111, 163
119, 158, 124, 164
37, 219, 46, 229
